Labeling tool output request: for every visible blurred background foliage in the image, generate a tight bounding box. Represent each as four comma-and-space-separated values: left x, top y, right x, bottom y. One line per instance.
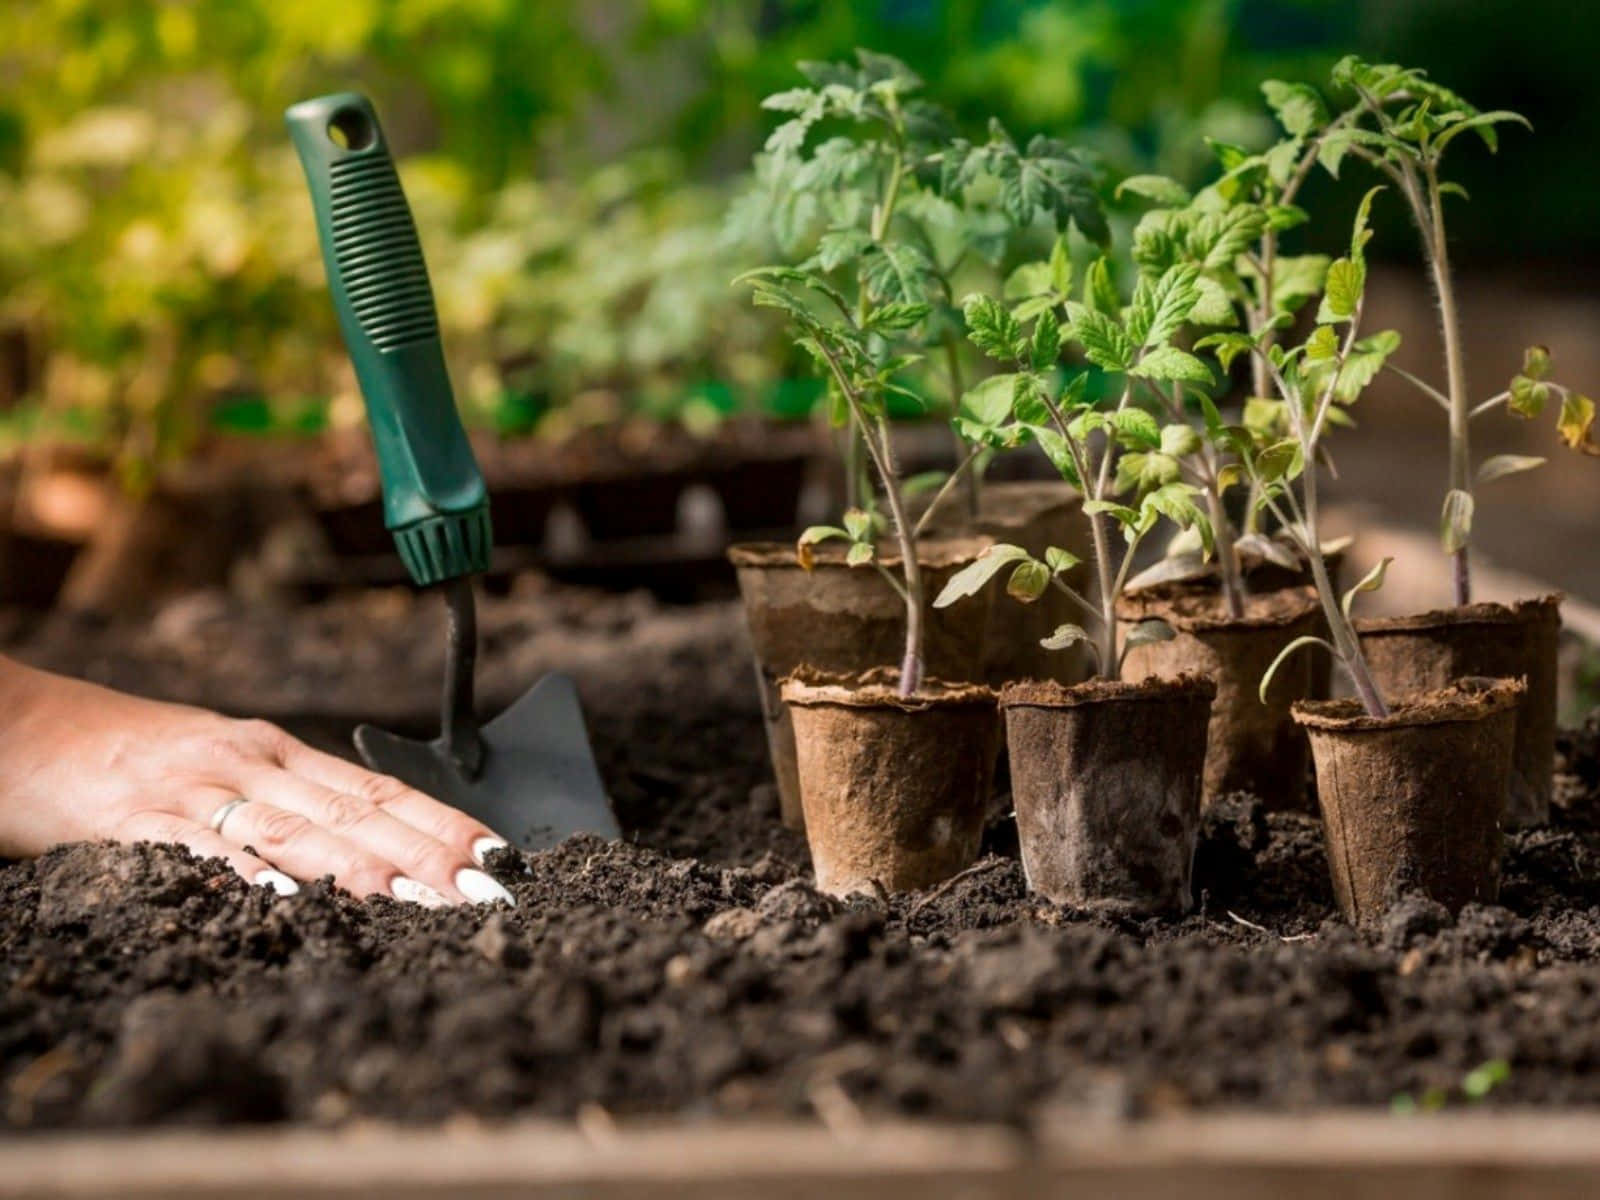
0, 0, 1595, 480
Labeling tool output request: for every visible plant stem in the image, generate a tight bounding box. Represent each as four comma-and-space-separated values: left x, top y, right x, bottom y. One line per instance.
1423, 162, 1473, 606
942, 336, 980, 520
911, 445, 983, 540
1087, 384, 1134, 677
1207, 479, 1245, 619
872, 416, 924, 696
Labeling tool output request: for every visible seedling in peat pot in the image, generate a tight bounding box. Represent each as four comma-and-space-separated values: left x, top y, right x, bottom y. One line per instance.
733, 49, 1106, 518
1209, 194, 1524, 928
1312, 57, 1596, 602
928, 253, 1220, 915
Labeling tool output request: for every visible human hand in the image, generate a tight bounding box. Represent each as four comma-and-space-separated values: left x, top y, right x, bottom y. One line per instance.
0, 657, 513, 906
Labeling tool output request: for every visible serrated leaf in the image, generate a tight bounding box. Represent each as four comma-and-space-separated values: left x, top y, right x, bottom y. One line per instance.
1440, 488, 1474, 554
1195, 331, 1256, 373
1131, 346, 1214, 385
1305, 325, 1340, 360
1084, 256, 1121, 317
1032, 311, 1062, 369
1433, 110, 1531, 155
1007, 559, 1050, 603
1116, 451, 1181, 494
1476, 454, 1545, 484
1137, 263, 1202, 347
1317, 258, 1365, 324
1004, 262, 1056, 301
1116, 174, 1192, 206
1066, 304, 1136, 371
1272, 254, 1332, 318
1262, 80, 1328, 137
1190, 276, 1238, 327
1111, 407, 1162, 449
963, 295, 1025, 362
1041, 623, 1091, 651
932, 543, 1033, 608
1341, 555, 1392, 619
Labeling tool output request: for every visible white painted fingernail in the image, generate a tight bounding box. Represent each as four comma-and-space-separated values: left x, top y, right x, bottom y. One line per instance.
255, 869, 299, 897
471, 836, 509, 866
391, 876, 451, 908
455, 867, 515, 906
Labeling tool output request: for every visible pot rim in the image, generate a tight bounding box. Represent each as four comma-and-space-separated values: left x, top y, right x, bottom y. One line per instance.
998, 673, 1216, 711
1354, 593, 1563, 635
1116, 585, 1320, 633
728, 535, 994, 571
780, 668, 996, 712
1292, 676, 1526, 732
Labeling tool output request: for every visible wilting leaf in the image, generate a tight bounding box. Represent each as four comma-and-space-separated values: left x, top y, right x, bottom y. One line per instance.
796, 525, 850, 569
1559, 392, 1596, 451
1476, 454, 1545, 484
1340, 555, 1393, 619
1040, 623, 1091, 651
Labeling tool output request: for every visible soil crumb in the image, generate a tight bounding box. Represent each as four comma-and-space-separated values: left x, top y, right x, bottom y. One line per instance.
4, 588, 1600, 1131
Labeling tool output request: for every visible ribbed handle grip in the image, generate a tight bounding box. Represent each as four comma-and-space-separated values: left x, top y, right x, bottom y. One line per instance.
286, 93, 490, 587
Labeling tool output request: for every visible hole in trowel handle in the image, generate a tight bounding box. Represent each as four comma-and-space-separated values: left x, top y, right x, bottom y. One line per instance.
326, 107, 376, 151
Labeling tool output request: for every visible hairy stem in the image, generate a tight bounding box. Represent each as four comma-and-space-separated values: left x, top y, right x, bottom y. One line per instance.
1207, 480, 1246, 619
872, 416, 924, 696
1423, 162, 1473, 606
942, 336, 980, 519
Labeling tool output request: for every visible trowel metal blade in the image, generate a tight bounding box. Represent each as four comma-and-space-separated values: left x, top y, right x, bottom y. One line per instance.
354, 673, 619, 852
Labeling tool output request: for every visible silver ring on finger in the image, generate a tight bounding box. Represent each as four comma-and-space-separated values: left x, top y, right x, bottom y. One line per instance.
209, 797, 249, 837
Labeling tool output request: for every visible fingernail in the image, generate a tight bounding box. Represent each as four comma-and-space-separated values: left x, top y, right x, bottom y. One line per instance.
471, 836, 509, 867
391, 877, 451, 908
455, 868, 515, 907
255, 869, 299, 897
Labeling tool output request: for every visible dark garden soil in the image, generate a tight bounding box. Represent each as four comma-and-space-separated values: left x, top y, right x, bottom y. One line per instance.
4, 582, 1600, 1132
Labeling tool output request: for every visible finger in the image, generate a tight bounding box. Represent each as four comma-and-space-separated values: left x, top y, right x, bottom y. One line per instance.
231, 765, 512, 906
207, 797, 447, 906
275, 738, 510, 865
114, 810, 299, 897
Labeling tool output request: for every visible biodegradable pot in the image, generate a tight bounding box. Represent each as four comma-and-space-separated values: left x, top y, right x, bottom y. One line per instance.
781, 674, 1000, 896
1000, 676, 1215, 915
1118, 587, 1319, 811
1356, 595, 1561, 828
920, 480, 1092, 685
729, 537, 994, 830
1294, 678, 1524, 929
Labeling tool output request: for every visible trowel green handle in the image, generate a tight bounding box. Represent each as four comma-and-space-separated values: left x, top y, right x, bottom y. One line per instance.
286, 92, 490, 587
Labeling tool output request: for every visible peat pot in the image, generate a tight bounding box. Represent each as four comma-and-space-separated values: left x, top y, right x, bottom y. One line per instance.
1356, 595, 1561, 827
1000, 675, 1215, 915
729, 537, 992, 830
780, 673, 1000, 896
1118, 587, 1319, 811
919, 480, 1093, 685
1293, 677, 1524, 930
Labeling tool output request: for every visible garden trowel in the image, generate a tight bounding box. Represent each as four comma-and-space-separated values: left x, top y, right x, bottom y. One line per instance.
286, 92, 619, 851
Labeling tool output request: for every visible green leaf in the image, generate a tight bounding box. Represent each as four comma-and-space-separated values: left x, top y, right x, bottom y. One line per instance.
1116, 174, 1192, 206
1111, 407, 1162, 449
1135, 263, 1202, 347
845, 542, 875, 566
1084, 256, 1121, 317
1161, 423, 1202, 457
842, 508, 875, 542
1317, 258, 1365, 324
1476, 454, 1545, 484
1195, 331, 1255, 373
1520, 344, 1551, 381
1440, 488, 1475, 554
954, 374, 1020, 444
1350, 187, 1383, 262
1040, 624, 1090, 651
1132, 346, 1214, 385
865, 302, 931, 331
1254, 438, 1304, 483
1259, 637, 1336, 704
816, 228, 872, 271
901, 470, 948, 499
1116, 451, 1181, 494
1271, 254, 1332, 318
1508, 375, 1549, 419
1031, 311, 1062, 369
1340, 555, 1393, 619
1432, 110, 1531, 155
1066, 304, 1136, 371
932, 543, 1032, 608
1049, 234, 1074, 295
796, 525, 849, 570
1305, 325, 1340, 360
1004, 262, 1055, 301
963, 295, 1026, 362
1045, 546, 1081, 574
1189, 276, 1238, 327
1262, 81, 1328, 137
1007, 559, 1050, 603
1559, 392, 1596, 451
1082, 499, 1140, 525
1141, 483, 1214, 555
